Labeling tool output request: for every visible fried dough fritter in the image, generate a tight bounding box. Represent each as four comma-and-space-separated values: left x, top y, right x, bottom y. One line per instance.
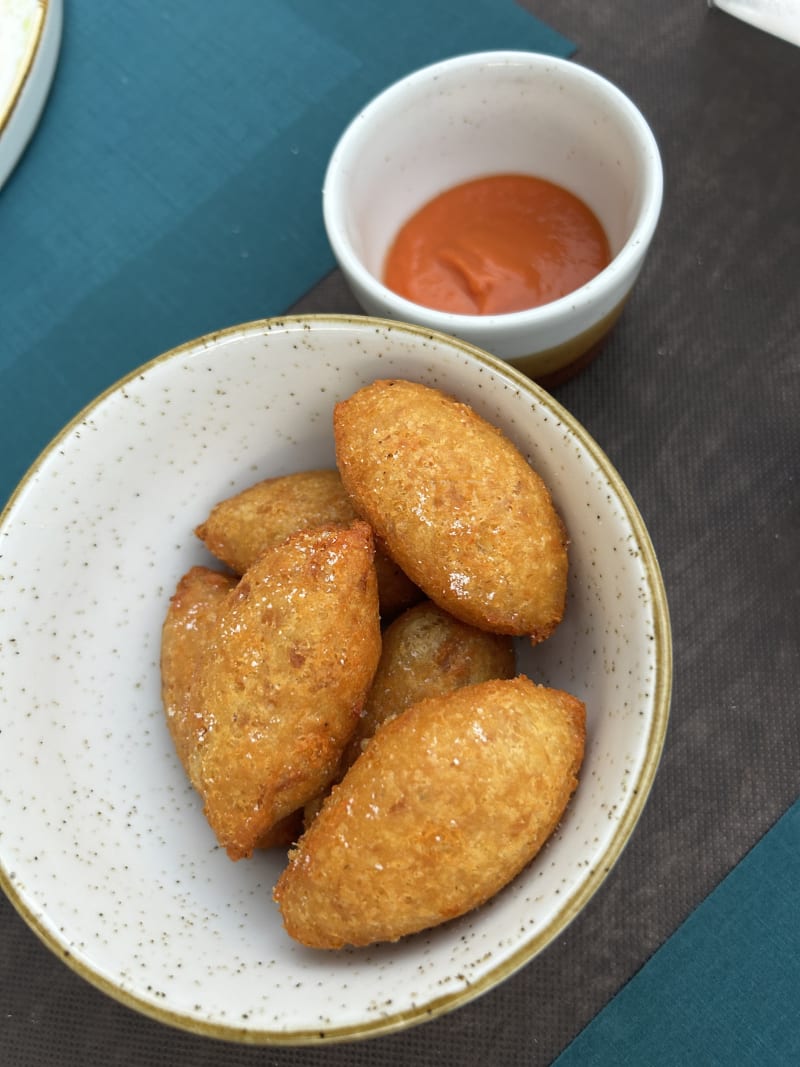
194, 468, 422, 620
274, 676, 586, 949
195, 469, 355, 574
254, 810, 304, 850
302, 599, 516, 827
189, 521, 382, 860
372, 552, 424, 622
333, 379, 569, 643
160, 565, 237, 772
160, 565, 304, 851
344, 599, 516, 767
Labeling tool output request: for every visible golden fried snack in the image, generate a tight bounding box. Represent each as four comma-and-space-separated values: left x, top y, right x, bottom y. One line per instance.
301, 600, 515, 827
160, 566, 303, 851
274, 676, 586, 948
372, 552, 424, 621
302, 600, 515, 826
195, 468, 422, 620
195, 469, 354, 574
160, 565, 237, 772
334, 379, 568, 643
254, 810, 304, 850
189, 521, 381, 860
343, 599, 516, 768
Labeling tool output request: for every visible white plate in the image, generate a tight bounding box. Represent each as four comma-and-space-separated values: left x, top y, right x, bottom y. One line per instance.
0, 0, 62, 191
0, 315, 671, 1043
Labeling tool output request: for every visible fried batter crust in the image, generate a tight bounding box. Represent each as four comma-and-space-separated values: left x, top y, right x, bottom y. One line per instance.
274, 676, 586, 948
195, 468, 421, 620
160, 565, 237, 772
189, 521, 381, 860
195, 470, 356, 574
334, 379, 569, 642
160, 566, 304, 851
345, 599, 516, 767
303, 600, 516, 826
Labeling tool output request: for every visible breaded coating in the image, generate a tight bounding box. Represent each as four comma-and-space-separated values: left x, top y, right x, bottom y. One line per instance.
372, 552, 424, 622
160, 566, 237, 773
254, 810, 304, 850
344, 599, 516, 767
195, 469, 355, 574
189, 521, 382, 860
333, 380, 568, 643
161, 567, 302, 849
160, 566, 302, 851
274, 676, 586, 948
195, 468, 422, 620
302, 600, 516, 826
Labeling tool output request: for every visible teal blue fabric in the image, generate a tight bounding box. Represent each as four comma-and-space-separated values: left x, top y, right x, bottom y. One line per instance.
554, 796, 800, 1066
0, 1, 574, 507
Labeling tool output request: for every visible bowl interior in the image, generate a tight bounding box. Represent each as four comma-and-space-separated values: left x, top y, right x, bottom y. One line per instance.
327, 54, 657, 286
0, 315, 670, 1042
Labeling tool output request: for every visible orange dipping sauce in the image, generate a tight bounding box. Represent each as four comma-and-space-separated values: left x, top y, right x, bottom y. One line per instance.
383, 174, 611, 316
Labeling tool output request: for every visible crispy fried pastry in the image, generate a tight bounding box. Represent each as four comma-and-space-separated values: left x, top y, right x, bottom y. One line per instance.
274, 676, 586, 948
188, 521, 381, 860
334, 379, 569, 643
195, 468, 421, 620
160, 565, 303, 851
254, 810, 304, 850
195, 469, 355, 574
372, 552, 424, 621
344, 599, 516, 767
302, 599, 516, 826
160, 565, 237, 773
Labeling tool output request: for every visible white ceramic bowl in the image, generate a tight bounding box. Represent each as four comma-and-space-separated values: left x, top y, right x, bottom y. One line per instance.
0, 315, 671, 1043
323, 52, 663, 385
0, 0, 62, 191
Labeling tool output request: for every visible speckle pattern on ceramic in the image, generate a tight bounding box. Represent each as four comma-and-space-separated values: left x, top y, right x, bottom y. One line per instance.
0, 315, 671, 1043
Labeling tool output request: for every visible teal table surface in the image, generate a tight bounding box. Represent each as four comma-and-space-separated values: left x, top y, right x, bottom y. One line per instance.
0, 0, 572, 505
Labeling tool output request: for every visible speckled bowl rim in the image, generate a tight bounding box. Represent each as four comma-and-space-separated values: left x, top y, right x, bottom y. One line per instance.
0, 314, 672, 1044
